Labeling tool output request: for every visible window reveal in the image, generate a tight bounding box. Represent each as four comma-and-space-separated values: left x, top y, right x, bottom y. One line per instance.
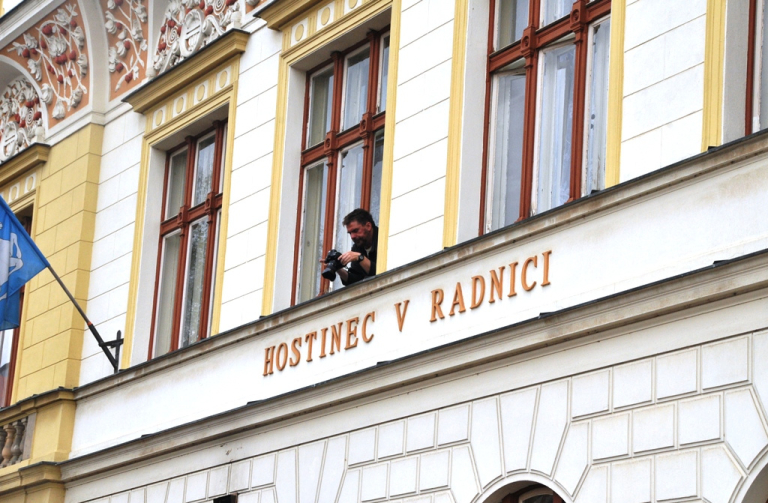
150, 122, 226, 358
747, 0, 768, 133
293, 31, 389, 304
482, 0, 611, 233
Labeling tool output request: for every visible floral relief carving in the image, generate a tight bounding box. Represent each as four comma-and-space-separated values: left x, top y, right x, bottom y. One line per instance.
0, 77, 45, 162
149, 0, 242, 77
103, 0, 148, 99
5, 3, 89, 122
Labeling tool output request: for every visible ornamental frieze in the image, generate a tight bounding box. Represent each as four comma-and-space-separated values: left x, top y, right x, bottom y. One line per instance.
102, 0, 149, 100
0, 77, 45, 163
149, 0, 242, 77
5, 3, 90, 123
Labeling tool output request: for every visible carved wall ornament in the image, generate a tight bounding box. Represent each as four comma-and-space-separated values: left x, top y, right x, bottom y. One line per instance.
103, 0, 149, 98
5, 3, 89, 122
149, 0, 242, 77
0, 77, 45, 163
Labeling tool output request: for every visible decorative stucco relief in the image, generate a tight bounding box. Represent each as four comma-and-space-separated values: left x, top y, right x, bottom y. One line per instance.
102, 0, 149, 99
149, 0, 242, 77
5, 3, 90, 123
0, 77, 45, 162
244, 0, 267, 14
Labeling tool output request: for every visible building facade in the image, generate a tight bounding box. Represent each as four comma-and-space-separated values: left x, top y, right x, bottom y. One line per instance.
0, 0, 766, 502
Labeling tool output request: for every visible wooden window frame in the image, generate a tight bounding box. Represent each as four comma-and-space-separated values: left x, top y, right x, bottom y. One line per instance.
147, 121, 226, 358
291, 29, 389, 304
480, 0, 611, 234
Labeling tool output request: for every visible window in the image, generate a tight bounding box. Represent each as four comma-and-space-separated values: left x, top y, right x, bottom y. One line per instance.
483, 0, 611, 233
293, 30, 389, 303
748, 0, 768, 133
150, 121, 226, 358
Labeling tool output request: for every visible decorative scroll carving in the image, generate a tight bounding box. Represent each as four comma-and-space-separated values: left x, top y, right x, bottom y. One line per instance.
0, 77, 45, 163
103, 0, 149, 98
149, 0, 242, 77
0, 416, 31, 468
5, 3, 89, 122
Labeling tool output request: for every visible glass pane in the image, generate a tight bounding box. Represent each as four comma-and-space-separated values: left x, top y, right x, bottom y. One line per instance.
378, 36, 390, 113
497, 0, 529, 49
489, 71, 526, 231
193, 135, 216, 207
585, 19, 611, 195
537, 43, 575, 213
154, 232, 181, 356
342, 49, 370, 130
370, 130, 385, 224
180, 219, 209, 348
308, 68, 334, 148
0, 331, 12, 406
298, 163, 328, 302
760, 0, 768, 130
165, 150, 188, 220
542, 0, 573, 26
333, 144, 364, 290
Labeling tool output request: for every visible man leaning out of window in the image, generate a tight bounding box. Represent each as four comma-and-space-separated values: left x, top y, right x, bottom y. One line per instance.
336, 208, 378, 285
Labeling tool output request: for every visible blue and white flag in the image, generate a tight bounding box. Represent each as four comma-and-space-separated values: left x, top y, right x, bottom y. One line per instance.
0, 197, 48, 330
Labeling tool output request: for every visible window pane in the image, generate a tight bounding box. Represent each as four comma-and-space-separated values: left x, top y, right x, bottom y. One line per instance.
537, 44, 575, 213
193, 135, 216, 207
497, 0, 529, 49
342, 50, 370, 130
155, 231, 181, 356
489, 71, 526, 231
180, 219, 209, 348
165, 150, 188, 220
378, 36, 390, 113
585, 19, 611, 195
542, 0, 573, 26
335, 144, 364, 255
308, 68, 334, 148
760, 0, 768, 130
0, 331, 12, 406
298, 163, 328, 302
370, 130, 385, 224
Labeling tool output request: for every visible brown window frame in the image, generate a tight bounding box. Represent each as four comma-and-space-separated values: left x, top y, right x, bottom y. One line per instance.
480, 0, 611, 234
148, 121, 226, 359
291, 29, 389, 303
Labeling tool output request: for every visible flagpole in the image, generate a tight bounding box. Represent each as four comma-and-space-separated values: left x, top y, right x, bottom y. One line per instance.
46, 264, 121, 373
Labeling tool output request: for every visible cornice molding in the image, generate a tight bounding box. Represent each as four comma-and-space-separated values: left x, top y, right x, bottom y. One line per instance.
123, 29, 249, 114
255, 0, 327, 30
0, 462, 61, 495
0, 142, 49, 188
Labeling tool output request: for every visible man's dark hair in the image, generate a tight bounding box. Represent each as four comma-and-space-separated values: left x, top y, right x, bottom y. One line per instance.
343, 208, 376, 227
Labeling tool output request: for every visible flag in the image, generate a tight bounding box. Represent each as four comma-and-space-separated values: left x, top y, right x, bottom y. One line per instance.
0, 196, 48, 330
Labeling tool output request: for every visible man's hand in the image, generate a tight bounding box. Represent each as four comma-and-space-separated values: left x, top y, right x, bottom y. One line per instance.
339, 251, 361, 265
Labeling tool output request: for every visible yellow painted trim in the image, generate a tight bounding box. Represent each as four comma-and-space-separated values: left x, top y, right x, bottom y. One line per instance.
261, 0, 394, 315
0, 144, 50, 188
604, 1, 625, 187
442, 0, 470, 248
702, 0, 726, 151
122, 58, 240, 367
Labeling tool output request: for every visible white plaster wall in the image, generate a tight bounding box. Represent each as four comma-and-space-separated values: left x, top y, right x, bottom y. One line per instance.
80, 109, 145, 385
620, 0, 707, 182
218, 23, 282, 332
77, 331, 768, 503
386, 0, 455, 269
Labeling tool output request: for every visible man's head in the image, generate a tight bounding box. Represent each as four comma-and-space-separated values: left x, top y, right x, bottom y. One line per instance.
343, 208, 376, 248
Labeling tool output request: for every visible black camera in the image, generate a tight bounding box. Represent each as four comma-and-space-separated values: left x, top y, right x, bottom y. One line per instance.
322, 249, 344, 281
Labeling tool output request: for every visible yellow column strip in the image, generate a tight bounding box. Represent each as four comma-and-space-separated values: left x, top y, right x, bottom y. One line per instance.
261, 57, 290, 316
442, 0, 470, 249
701, 0, 726, 151
375, 0, 402, 274
604, 0, 626, 187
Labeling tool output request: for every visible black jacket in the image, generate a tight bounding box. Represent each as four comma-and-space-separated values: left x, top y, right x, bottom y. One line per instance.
341, 227, 378, 286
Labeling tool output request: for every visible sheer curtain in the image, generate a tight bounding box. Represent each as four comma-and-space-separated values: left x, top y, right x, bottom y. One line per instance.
298, 162, 328, 302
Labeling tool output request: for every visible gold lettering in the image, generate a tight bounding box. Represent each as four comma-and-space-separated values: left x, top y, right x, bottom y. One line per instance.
449, 282, 466, 316
304, 332, 317, 362
330, 323, 342, 354
430, 289, 445, 322
276, 343, 288, 371
471, 275, 485, 309
263, 346, 275, 376
489, 266, 504, 303
395, 301, 409, 332
319, 328, 328, 358
542, 250, 552, 286
522, 256, 537, 291
362, 312, 375, 342
345, 317, 359, 349
289, 337, 302, 367
508, 262, 518, 297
